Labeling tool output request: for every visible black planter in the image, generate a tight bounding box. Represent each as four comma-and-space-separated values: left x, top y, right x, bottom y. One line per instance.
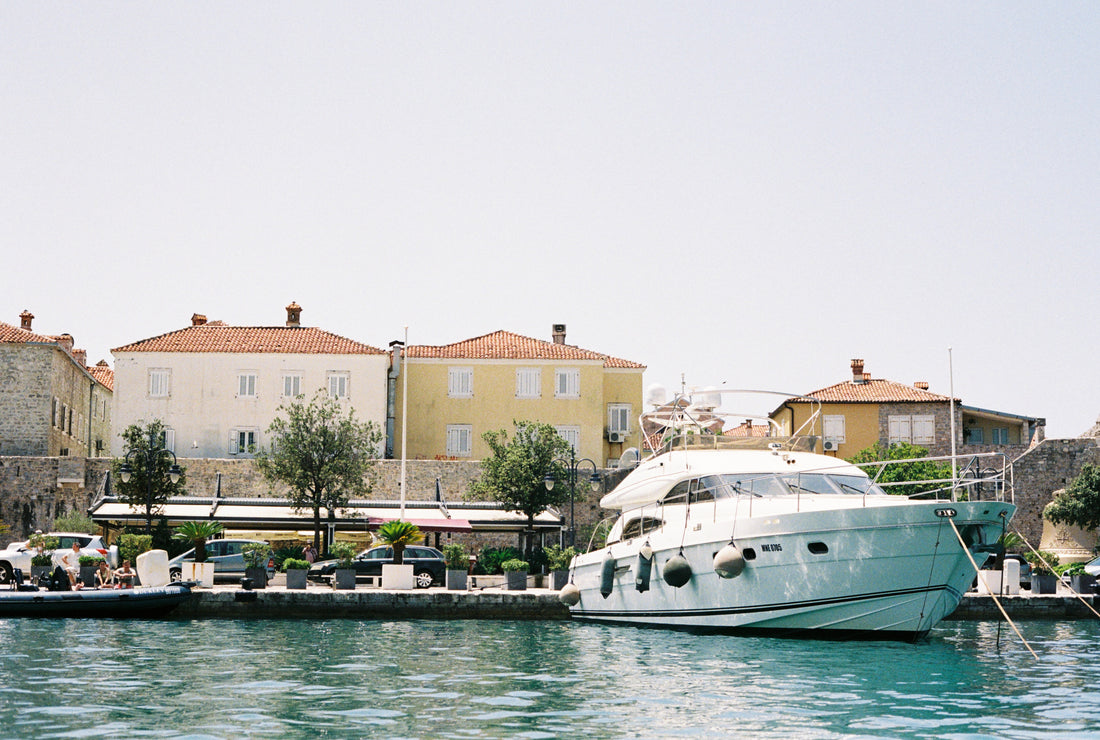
244, 567, 268, 589
446, 569, 467, 590
1070, 574, 1097, 594
551, 570, 570, 591
285, 569, 308, 590
1031, 573, 1058, 594
505, 571, 528, 591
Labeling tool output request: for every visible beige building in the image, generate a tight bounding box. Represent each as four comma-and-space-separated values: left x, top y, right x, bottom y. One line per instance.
0, 310, 113, 457
396, 325, 645, 466
111, 303, 389, 459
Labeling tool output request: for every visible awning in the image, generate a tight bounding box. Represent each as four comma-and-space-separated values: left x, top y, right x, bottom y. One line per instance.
89, 496, 561, 535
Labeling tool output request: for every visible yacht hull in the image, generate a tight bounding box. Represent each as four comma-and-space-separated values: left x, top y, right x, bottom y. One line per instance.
568, 500, 1010, 641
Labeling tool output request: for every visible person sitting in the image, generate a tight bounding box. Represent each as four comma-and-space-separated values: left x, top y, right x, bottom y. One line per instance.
115, 560, 135, 589
61, 542, 82, 589
94, 560, 113, 588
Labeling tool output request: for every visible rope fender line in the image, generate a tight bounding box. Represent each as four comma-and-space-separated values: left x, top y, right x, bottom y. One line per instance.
1012, 526, 1100, 622
948, 518, 1037, 659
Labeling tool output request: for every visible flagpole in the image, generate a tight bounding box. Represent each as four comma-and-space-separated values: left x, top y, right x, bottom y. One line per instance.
400, 325, 408, 519
949, 347, 957, 501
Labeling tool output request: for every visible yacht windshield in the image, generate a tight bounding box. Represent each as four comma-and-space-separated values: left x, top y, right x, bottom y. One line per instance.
830, 474, 886, 496
723, 474, 789, 497
780, 473, 839, 495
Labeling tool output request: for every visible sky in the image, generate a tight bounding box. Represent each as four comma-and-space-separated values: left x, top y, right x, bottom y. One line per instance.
2, 3, 1098, 439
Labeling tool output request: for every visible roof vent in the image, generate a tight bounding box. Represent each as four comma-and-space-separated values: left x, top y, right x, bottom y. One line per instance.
191, 313, 207, 326
19, 310, 33, 331
552, 323, 566, 344
286, 301, 302, 327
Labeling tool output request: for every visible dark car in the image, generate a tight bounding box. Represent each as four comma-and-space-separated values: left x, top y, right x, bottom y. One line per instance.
307, 545, 445, 588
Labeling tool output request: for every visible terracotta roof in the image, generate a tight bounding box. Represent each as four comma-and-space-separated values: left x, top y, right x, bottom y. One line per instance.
113, 325, 385, 355
407, 330, 645, 369
88, 361, 114, 392
0, 320, 58, 345
792, 378, 955, 404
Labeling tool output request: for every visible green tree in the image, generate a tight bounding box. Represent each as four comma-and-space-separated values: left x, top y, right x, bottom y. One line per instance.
1044, 463, 1100, 531
845, 442, 952, 497
114, 420, 187, 532
256, 390, 384, 553
52, 510, 97, 534
377, 520, 422, 565
466, 421, 572, 560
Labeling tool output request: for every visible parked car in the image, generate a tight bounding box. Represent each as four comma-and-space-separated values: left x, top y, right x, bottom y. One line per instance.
979, 552, 1032, 590
1084, 555, 1100, 577
307, 545, 445, 588
168, 539, 275, 582
0, 532, 115, 584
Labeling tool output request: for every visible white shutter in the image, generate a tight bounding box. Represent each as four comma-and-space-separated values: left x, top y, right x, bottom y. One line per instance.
912, 416, 935, 445
888, 416, 912, 444
228, 432, 239, 455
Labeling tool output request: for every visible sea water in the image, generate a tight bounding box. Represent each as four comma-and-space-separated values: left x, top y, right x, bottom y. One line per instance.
0, 618, 1098, 739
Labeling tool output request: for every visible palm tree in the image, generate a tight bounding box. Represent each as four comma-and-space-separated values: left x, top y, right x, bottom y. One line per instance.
377, 520, 422, 565
172, 521, 224, 563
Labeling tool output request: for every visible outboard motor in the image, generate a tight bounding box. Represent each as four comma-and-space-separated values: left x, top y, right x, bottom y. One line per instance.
46, 565, 71, 591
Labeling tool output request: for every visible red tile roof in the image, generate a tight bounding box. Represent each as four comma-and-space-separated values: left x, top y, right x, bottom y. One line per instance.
793, 378, 955, 404
407, 330, 644, 369
88, 361, 114, 392
0, 320, 58, 345
113, 325, 385, 355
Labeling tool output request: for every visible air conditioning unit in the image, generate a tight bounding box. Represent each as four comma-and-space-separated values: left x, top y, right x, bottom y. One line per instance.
607, 430, 627, 444
823, 440, 839, 452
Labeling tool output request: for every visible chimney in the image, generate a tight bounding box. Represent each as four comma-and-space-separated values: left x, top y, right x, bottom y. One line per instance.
552, 323, 566, 345
191, 313, 207, 326
286, 301, 302, 327
73, 349, 87, 368
851, 358, 865, 383
19, 310, 33, 331
914, 381, 929, 391
56, 333, 74, 354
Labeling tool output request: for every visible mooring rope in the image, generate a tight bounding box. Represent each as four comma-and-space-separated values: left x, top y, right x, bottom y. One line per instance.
948, 518, 1037, 659
1012, 527, 1100, 621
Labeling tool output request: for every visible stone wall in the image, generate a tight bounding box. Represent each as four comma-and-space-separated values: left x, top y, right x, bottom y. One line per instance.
0, 346, 52, 456
1008, 438, 1100, 548
0, 456, 104, 541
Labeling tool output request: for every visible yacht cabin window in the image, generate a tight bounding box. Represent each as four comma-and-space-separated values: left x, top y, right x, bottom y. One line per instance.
620, 516, 664, 541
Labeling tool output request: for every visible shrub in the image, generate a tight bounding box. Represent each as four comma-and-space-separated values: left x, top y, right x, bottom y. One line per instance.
118, 534, 153, 564
78, 555, 105, 567
476, 546, 520, 575
243, 542, 272, 569
52, 511, 98, 535
442, 543, 468, 570
501, 559, 529, 573
1058, 562, 1087, 577
282, 558, 310, 571
545, 545, 577, 571
1025, 550, 1060, 576
329, 541, 358, 567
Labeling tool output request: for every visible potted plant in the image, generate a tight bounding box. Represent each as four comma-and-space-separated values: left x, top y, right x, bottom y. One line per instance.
1026, 550, 1060, 594
78, 555, 104, 587
546, 545, 577, 591
242, 542, 272, 589
171, 520, 224, 587
442, 543, 468, 590
283, 557, 310, 590
502, 559, 529, 591
29, 533, 58, 582
329, 541, 358, 590
1059, 562, 1096, 595
377, 520, 421, 590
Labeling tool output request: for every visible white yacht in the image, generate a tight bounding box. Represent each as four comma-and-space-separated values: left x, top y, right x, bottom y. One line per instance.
561, 388, 1014, 641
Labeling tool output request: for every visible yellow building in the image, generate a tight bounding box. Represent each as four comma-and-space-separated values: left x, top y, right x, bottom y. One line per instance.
771, 359, 1043, 459
396, 325, 645, 466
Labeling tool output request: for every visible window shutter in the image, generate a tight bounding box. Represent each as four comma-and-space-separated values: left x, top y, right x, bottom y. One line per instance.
228, 432, 238, 455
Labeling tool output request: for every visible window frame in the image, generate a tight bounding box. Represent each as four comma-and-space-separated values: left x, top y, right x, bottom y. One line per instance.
237, 372, 258, 399
823, 414, 846, 443
148, 369, 170, 398
554, 367, 580, 399
554, 425, 580, 452
446, 424, 473, 457
282, 373, 302, 398
608, 403, 631, 434
515, 367, 541, 399
327, 372, 350, 400
448, 367, 473, 399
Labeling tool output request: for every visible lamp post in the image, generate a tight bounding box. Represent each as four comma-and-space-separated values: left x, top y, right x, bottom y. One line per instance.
119, 429, 181, 534
543, 450, 601, 548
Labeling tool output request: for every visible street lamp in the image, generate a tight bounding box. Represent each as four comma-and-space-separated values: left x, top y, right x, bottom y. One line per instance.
119, 430, 181, 534
543, 450, 601, 548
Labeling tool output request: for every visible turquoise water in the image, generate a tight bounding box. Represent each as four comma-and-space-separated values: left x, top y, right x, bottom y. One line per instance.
1, 618, 1098, 739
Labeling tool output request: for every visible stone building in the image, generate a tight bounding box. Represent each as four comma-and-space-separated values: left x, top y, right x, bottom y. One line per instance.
0, 310, 113, 458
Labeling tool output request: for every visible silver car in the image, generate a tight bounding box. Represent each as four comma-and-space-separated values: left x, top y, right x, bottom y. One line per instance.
168, 539, 275, 582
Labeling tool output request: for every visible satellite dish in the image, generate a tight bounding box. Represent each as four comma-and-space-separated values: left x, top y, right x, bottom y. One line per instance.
645, 383, 668, 407
619, 447, 641, 470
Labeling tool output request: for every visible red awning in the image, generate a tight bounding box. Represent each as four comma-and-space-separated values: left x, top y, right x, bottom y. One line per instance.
367, 517, 473, 533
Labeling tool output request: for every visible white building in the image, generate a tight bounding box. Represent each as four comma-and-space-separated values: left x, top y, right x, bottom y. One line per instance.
111, 302, 389, 459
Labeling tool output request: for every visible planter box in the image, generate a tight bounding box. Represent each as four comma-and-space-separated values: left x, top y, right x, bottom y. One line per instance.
245, 567, 268, 590
505, 571, 528, 591
445, 569, 467, 591
285, 569, 308, 590
551, 570, 570, 591
381, 563, 414, 590
333, 568, 357, 590
30, 565, 52, 583
79, 565, 98, 587
1031, 573, 1058, 594
1070, 574, 1097, 595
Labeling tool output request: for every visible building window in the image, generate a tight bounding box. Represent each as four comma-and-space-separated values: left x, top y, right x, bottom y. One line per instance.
448, 367, 473, 398
555, 368, 580, 399
515, 368, 541, 399
555, 425, 580, 452
446, 424, 472, 457
163, 428, 176, 453
328, 373, 349, 399
966, 427, 984, 444
991, 427, 1009, 445
888, 415, 935, 446
237, 373, 258, 398
229, 429, 257, 456
282, 374, 302, 398
888, 416, 911, 445
823, 415, 846, 443
608, 404, 631, 433
149, 369, 170, 398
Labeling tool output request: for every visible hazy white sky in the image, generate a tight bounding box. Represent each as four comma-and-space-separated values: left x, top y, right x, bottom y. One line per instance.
3, 3, 1097, 438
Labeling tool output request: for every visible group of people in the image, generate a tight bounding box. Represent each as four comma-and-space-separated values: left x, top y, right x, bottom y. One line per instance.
58, 542, 135, 590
